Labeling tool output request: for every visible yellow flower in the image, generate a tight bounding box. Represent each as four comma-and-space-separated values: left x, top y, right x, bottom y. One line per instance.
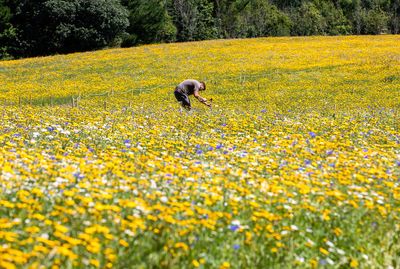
192, 260, 200, 268
219, 262, 230, 269
319, 247, 329, 256
119, 239, 129, 247
350, 258, 359, 268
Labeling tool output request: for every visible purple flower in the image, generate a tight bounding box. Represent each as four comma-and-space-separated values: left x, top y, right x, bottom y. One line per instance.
309, 132, 316, 138
124, 139, 131, 144
233, 244, 240, 250
305, 159, 311, 165
73, 172, 84, 179
229, 225, 239, 232
216, 144, 223, 149
319, 259, 327, 266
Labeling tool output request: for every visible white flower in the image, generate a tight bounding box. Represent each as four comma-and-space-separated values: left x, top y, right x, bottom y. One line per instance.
296, 257, 305, 263
336, 248, 345, 255
40, 233, 49, 239
326, 241, 335, 248
231, 220, 241, 226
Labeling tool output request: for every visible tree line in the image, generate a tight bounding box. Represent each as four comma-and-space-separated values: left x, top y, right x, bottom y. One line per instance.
1, 0, 399, 59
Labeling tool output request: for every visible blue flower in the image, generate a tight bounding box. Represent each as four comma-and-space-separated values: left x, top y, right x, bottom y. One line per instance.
309, 132, 316, 138
326, 150, 333, 155
233, 244, 240, 250
229, 225, 239, 232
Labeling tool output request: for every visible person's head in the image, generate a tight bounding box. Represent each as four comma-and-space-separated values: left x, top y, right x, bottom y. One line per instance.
200, 81, 206, 91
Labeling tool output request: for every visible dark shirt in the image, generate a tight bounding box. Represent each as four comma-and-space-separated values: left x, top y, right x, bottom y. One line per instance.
176, 79, 202, 95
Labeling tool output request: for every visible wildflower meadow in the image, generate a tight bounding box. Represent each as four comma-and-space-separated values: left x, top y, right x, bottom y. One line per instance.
0, 35, 400, 268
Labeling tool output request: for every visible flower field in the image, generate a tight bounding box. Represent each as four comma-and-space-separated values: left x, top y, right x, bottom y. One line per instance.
0, 35, 400, 268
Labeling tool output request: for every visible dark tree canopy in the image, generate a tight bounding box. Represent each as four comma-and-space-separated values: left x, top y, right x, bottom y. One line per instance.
1, 0, 399, 59
5, 0, 129, 57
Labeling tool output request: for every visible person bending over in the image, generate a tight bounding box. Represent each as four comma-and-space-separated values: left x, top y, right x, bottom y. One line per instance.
174, 79, 211, 110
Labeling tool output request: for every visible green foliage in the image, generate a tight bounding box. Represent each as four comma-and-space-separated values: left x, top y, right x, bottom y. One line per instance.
291, 2, 326, 36
0, 0, 14, 59
171, 0, 218, 41
315, 0, 352, 35
236, 0, 291, 37
121, 0, 176, 46
8, 0, 129, 58
1, 0, 400, 58
360, 7, 389, 34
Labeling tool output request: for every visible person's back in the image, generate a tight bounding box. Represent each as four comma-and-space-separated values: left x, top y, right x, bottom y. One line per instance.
173, 79, 211, 110
176, 79, 202, 95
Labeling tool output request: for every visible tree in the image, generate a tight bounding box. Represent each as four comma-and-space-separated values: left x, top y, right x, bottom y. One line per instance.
211, 0, 251, 38
361, 7, 389, 34
236, 1, 291, 37
171, 0, 217, 41
389, 0, 400, 33
8, 0, 129, 57
290, 2, 326, 35
0, 0, 15, 58
314, 0, 352, 35
121, 0, 176, 47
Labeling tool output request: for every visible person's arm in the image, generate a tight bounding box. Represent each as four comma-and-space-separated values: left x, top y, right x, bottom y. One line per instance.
194, 90, 211, 107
